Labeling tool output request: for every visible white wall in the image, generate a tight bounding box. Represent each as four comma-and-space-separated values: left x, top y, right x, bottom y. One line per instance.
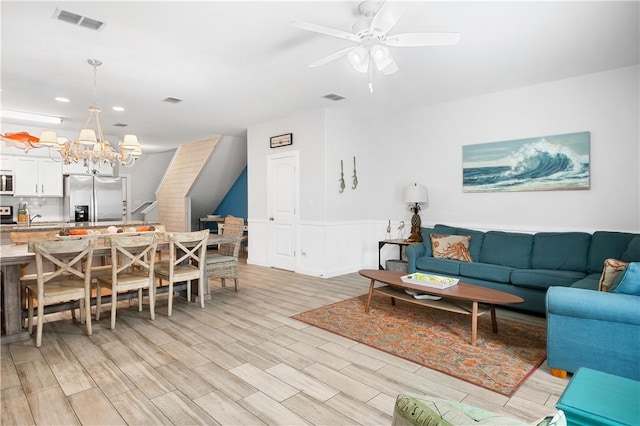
247, 65, 640, 277
128, 150, 175, 215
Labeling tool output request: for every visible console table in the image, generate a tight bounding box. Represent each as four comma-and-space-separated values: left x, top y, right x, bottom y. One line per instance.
378, 239, 412, 270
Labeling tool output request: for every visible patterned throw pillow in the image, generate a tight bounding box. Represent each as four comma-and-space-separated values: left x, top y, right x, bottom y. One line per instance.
430, 234, 473, 262
599, 258, 629, 292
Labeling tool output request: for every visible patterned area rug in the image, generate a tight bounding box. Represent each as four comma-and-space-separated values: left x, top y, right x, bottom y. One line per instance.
291, 293, 546, 396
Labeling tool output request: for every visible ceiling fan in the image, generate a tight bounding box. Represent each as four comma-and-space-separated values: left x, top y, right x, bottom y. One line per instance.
291, 0, 460, 92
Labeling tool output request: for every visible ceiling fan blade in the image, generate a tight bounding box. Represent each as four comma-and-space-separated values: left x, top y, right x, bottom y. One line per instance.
291, 20, 360, 43
369, 1, 402, 36
385, 32, 461, 47
308, 46, 356, 67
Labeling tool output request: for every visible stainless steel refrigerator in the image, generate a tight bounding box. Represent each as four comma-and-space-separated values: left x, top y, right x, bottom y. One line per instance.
64, 175, 125, 222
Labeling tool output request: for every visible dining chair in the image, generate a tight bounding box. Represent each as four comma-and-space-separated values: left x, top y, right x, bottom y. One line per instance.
26, 238, 96, 347
206, 215, 244, 291
154, 229, 209, 316
96, 233, 158, 329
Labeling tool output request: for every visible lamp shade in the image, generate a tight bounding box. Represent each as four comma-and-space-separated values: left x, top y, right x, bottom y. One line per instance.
404, 183, 428, 204
39, 130, 58, 147
78, 129, 97, 145
120, 134, 141, 150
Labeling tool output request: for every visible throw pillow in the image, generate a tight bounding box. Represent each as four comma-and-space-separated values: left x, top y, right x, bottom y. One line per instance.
599, 258, 628, 292
430, 234, 473, 262
612, 262, 640, 295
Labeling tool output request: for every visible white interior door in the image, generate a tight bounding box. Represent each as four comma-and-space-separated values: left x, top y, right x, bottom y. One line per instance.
267, 151, 298, 271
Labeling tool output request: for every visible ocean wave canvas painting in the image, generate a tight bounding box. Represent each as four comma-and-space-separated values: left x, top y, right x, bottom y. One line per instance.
462, 131, 590, 192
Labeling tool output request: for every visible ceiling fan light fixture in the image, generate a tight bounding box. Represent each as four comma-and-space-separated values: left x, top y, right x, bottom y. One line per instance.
348, 46, 370, 73
370, 44, 388, 61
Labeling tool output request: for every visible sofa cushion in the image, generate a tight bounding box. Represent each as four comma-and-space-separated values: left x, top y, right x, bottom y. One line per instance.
479, 231, 533, 269
511, 269, 586, 289
459, 262, 513, 283
531, 232, 591, 272
588, 231, 638, 273
570, 273, 601, 290
419, 227, 437, 257
415, 257, 461, 276
451, 226, 485, 262
598, 258, 629, 292
621, 237, 640, 262
612, 262, 640, 295
433, 224, 456, 235
430, 234, 472, 262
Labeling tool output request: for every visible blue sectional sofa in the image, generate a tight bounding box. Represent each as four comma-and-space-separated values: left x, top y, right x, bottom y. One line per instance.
405, 224, 640, 315
546, 283, 640, 380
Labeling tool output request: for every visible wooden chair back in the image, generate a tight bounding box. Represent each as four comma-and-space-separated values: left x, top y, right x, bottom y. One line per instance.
106, 233, 159, 282
34, 239, 96, 291
164, 229, 209, 278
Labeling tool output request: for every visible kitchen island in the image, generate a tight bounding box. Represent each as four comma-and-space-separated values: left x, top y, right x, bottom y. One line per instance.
0, 220, 159, 245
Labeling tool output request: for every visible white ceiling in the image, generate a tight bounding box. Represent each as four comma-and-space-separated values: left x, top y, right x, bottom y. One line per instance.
1, 1, 638, 153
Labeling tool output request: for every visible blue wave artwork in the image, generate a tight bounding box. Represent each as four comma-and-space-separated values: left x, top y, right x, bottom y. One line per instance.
462, 131, 590, 192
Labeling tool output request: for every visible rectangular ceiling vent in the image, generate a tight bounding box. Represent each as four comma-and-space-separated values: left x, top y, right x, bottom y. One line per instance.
323, 93, 346, 102
162, 97, 183, 104
53, 8, 106, 31
113, 123, 128, 127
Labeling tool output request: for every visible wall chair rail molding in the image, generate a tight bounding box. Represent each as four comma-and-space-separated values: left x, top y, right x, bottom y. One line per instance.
462, 131, 590, 193
270, 133, 293, 148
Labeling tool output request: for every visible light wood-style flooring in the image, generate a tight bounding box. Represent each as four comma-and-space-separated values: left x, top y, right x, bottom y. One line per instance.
1, 260, 568, 425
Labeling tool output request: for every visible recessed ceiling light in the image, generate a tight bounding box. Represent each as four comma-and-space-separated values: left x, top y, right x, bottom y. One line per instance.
112, 106, 125, 112
55, 97, 70, 103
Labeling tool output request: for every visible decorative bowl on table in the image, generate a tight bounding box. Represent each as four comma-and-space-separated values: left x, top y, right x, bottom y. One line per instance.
401, 273, 459, 289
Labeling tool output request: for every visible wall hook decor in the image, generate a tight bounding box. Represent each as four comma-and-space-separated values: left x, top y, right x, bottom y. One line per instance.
339, 159, 345, 193
352, 156, 358, 189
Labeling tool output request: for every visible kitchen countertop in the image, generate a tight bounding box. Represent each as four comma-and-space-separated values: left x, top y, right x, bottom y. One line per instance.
0, 220, 158, 233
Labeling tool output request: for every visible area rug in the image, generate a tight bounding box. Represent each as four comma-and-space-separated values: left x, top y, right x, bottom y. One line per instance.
291, 293, 546, 396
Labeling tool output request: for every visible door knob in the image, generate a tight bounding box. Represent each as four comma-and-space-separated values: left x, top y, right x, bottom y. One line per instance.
269, 217, 274, 221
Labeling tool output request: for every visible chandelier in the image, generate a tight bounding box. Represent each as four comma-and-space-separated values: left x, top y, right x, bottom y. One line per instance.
38, 58, 142, 172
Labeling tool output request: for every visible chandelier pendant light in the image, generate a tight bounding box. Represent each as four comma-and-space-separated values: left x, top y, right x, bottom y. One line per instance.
39, 58, 142, 173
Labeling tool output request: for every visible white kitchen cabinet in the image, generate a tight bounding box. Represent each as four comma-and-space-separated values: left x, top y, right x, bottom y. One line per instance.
14, 157, 63, 197
0, 156, 15, 172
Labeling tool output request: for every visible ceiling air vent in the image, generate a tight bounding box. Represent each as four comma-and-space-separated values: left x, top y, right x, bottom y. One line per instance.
323, 93, 346, 101
162, 97, 183, 104
53, 8, 106, 31
113, 123, 128, 127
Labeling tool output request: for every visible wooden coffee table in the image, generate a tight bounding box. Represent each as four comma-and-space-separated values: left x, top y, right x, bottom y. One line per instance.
359, 269, 524, 346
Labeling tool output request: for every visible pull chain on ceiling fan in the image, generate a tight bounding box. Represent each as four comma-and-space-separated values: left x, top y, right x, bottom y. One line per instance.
291, 0, 460, 92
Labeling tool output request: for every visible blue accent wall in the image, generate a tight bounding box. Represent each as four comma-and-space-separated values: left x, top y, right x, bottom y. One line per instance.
206, 167, 247, 232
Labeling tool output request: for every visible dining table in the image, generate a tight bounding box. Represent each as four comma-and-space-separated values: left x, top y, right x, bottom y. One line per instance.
0, 233, 238, 343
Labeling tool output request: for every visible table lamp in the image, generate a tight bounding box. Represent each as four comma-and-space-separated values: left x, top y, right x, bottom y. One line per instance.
404, 183, 428, 242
